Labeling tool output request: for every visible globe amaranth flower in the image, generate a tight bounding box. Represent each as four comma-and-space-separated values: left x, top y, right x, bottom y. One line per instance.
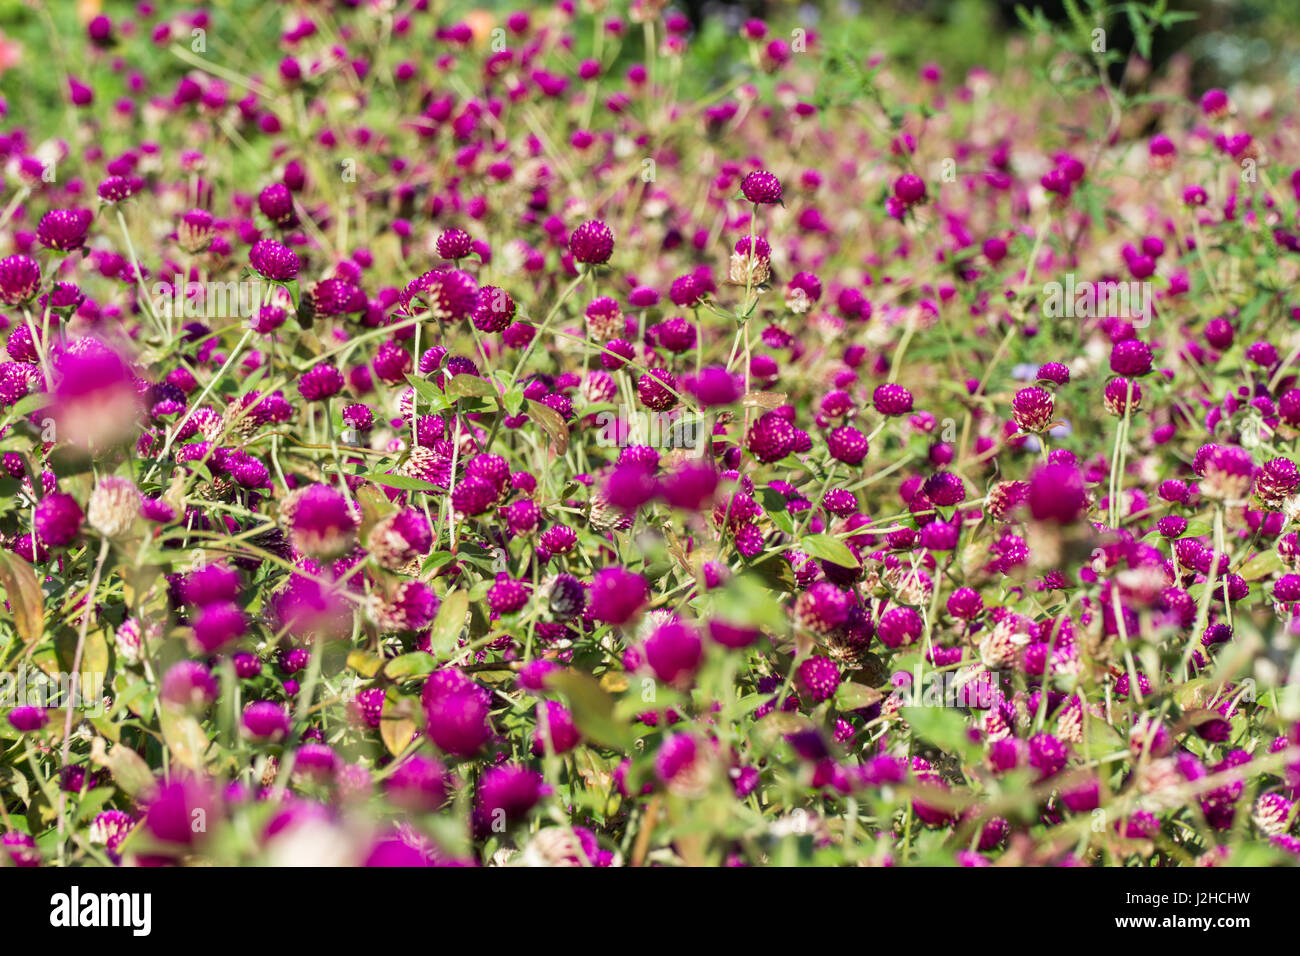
826, 425, 868, 465
1026, 463, 1087, 524
643, 620, 703, 686
637, 368, 677, 412
892, 173, 927, 206
532, 700, 581, 755
87, 476, 141, 538
873, 383, 914, 416
1110, 339, 1153, 376
161, 660, 220, 710
191, 600, 248, 653
284, 483, 358, 560
401, 268, 479, 321
747, 410, 796, 463
569, 219, 615, 265
97, 175, 144, 204
1103, 377, 1142, 415
297, 364, 345, 401
794, 581, 852, 634
422, 669, 493, 757
37, 208, 94, 252
248, 239, 301, 282
1012, 385, 1055, 432
242, 700, 292, 741
33, 492, 82, 548
588, 567, 648, 625
472, 285, 516, 332
1195, 443, 1255, 500
0, 255, 41, 305
1255, 457, 1300, 507
795, 655, 841, 703
436, 228, 474, 260
729, 235, 772, 286
740, 169, 783, 205
878, 606, 923, 648
383, 754, 449, 811
366, 507, 433, 570
257, 183, 296, 225
477, 764, 547, 826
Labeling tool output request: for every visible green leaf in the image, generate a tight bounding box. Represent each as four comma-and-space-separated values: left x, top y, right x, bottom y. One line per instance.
799, 533, 860, 568
384, 652, 436, 680
546, 669, 635, 751
360, 471, 438, 492
445, 374, 496, 401
902, 706, 977, 760
526, 399, 570, 454
428, 590, 469, 659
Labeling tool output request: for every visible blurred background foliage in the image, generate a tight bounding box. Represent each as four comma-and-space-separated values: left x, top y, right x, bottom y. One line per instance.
0, 0, 1295, 130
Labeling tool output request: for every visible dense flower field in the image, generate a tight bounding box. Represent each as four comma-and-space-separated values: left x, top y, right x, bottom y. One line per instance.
0, 0, 1298, 868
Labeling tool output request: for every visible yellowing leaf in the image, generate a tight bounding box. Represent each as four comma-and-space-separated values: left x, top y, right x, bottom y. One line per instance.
0, 549, 44, 644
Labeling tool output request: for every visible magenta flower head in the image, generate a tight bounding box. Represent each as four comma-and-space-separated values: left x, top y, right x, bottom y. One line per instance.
1200, 88, 1230, 119
177, 209, 215, 253
297, 364, 345, 401
33, 492, 82, 548
248, 239, 301, 282
7, 706, 48, 732
161, 660, 220, 710
37, 208, 94, 252
795, 655, 841, 703
1102, 377, 1142, 415
827, 425, 869, 465
422, 669, 494, 757
569, 219, 615, 265
746, 410, 797, 463
401, 268, 479, 322
53, 342, 143, 452
643, 620, 703, 686
637, 368, 677, 411
878, 606, 923, 648
242, 700, 292, 741
1027, 463, 1087, 523
472, 286, 516, 332
873, 383, 914, 416
923, 471, 966, 506
795, 581, 852, 634
383, 754, 449, 811
655, 733, 713, 796
285, 483, 358, 560
1256, 457, 1300, 507
532, 700, 581, 755
1037, 362, 1070, 385
96, 175, 143, 204
604, 462, 658, 512
366, 507, 433, 570
141, 776, 218, 852
477, 764, 547, 827
589, 567, 648, 625
892, 173, 927, 206
687, 365, 742, 407
257, 183, 296, 225
1110, 339, 1153, 376
1195, 443, 1255, 500
191, 601, 248, 654
436, 228, 474, 260
1012, 386, 1055, 432
1, 831, 40, 866
0, 255, 41, 305
740, 169, 783, 205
